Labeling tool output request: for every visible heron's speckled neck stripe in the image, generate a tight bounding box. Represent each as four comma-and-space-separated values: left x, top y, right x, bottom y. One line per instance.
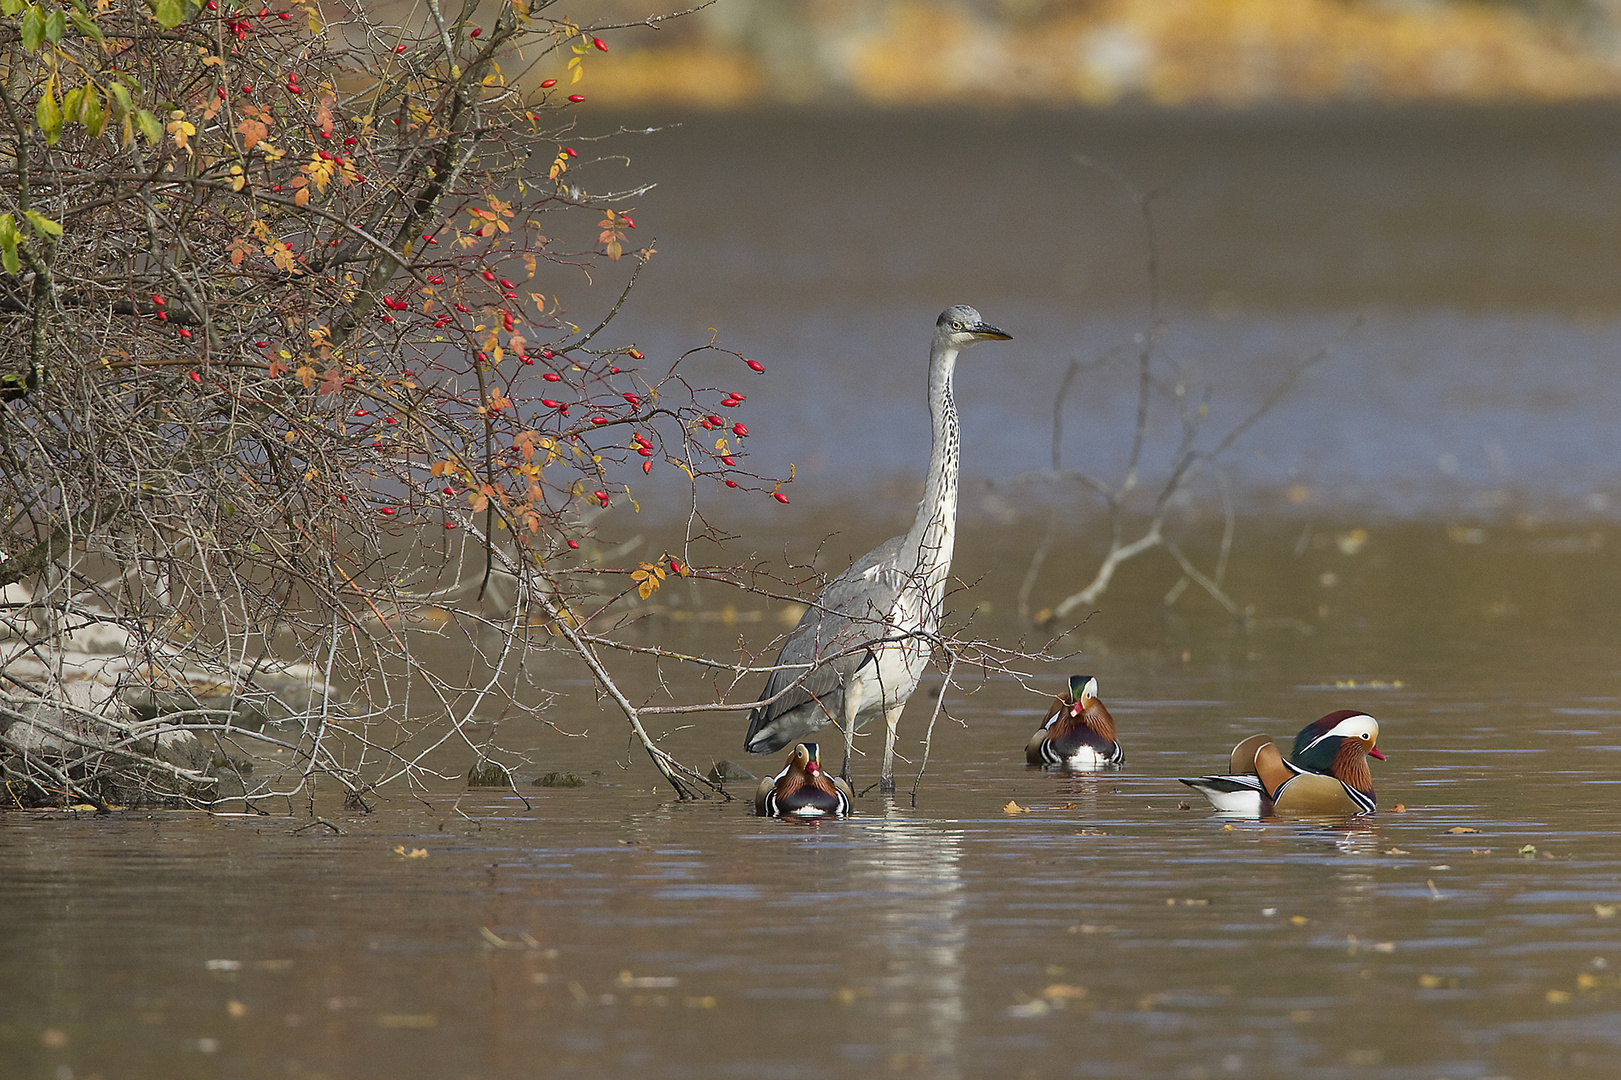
900, 339, 960, 618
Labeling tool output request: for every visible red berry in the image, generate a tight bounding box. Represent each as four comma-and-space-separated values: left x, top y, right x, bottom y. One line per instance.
379, 506, 395, 515
772, 492, 789, 504
544, 372, 561, 382
732, 423, 748, 437
255, 341, 268, 347
541, 79, 557, 88
541, 399, 561, 408
443, 487, 453, 495
592, 37, 607, 51
445, 522, 457, 529
707, 415, 722, 426
470, 26, 480, 37
567, 95, 584, 103
627, 349, 643, 360
642, 461, 652, 474
725, 480, 738, 488
188, 370, 201, 382
481, 270, 495, 281
591, 416, 608, 425
567, 539, 579, 549
721, 455, 736, 466
178, 327, 192, 338
746, 359, 765, 372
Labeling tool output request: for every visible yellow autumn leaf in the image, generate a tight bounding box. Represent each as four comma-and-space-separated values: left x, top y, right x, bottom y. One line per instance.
1004, 800, 1031, 814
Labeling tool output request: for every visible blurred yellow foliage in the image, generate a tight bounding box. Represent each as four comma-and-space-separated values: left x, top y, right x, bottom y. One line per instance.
573, 0, 1621, 108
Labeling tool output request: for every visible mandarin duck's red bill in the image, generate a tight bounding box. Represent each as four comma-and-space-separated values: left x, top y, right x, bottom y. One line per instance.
1179, 710, 1383, 817
755, 742, 854, 818
1026, 675, 1124, 770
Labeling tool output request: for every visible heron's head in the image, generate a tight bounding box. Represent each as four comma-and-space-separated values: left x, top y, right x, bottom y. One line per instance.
936, 305, 1011, 349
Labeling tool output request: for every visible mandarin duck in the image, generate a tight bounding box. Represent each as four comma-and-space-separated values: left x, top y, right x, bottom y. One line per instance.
1025, 676, 1124, 769
755, 742, 854, 818
1179, 710, 1384, 816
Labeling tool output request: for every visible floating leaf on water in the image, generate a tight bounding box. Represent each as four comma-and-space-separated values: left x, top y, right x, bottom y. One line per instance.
1546, 990, 1572, 1004
1392, 804, 1407, 813
1519, 844, 1538, 858
376, 1014, 437, 1029
393, 846, 428, 858
1003, 800, 1031, 814
1447, 826, 1478, 834
1595, 904, 1618, 918
1041, 984, 1087, 1000
1006, 999, 1051, 1018
1384, 847, 1409, 854
1290, 915, 1309, 925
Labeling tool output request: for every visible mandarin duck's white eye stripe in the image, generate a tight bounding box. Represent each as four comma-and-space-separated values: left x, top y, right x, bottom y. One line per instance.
1299, 712, 1380, 754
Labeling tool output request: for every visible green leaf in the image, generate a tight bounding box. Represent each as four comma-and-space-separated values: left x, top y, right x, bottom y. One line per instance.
105, 79, 131, 112
1, 0, 25, 16
20, 6, 45, 52
134, 108, 162, 145
0, 214, 19, 276
23, 210, 62, 238
35, 89, 62, 146
69, 10, 102, 42
80, 84, 103, 136
150, 0, 185, 29
62, 86, 83, 124
43, 8, 65, 43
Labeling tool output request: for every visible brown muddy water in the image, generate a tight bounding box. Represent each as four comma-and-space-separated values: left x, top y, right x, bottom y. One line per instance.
9, 108, 1621, 1078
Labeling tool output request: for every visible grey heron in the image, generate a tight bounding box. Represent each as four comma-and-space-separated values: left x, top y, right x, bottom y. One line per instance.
743, 305, 1011, 792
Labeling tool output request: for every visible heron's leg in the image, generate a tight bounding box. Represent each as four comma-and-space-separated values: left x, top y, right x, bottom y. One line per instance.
840, 690, 860, 786
879, 702, 904, 793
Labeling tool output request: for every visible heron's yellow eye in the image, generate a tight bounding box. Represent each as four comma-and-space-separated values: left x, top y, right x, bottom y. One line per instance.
951, 321, 964, 330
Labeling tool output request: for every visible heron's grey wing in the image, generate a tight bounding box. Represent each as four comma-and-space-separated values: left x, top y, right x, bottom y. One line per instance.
744, 536, 909, 749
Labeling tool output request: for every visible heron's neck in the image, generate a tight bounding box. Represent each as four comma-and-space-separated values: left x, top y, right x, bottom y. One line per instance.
900, 342, 960, 598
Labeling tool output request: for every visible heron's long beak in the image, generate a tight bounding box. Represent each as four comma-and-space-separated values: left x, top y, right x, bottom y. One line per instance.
970, 322, 1011, 341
